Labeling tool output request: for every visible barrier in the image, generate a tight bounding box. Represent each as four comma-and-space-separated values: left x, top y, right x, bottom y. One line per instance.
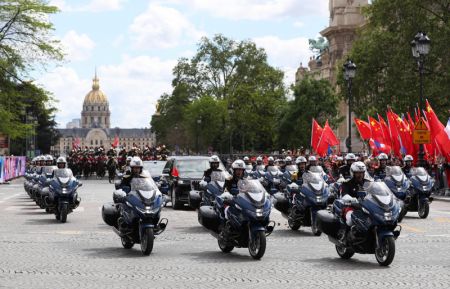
0, 156, 26, 183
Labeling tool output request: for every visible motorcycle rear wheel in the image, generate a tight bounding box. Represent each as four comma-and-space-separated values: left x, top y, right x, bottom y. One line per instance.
288, 218, 300, 231
375, 236, 395, 266
121, 237, 134, 249
140, 228, 154, 255
335, 245, 354, 259
248, 230, 266, 260
218, 238, 234, 253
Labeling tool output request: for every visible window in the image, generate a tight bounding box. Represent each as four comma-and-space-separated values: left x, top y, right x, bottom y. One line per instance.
91, 117, 94, 123
95, 140, 98, 145
100, 140, 103, 145
91, 140, 93, 145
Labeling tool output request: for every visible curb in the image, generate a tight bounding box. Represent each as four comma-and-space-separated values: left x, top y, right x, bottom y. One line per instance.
433, 196, 450, 203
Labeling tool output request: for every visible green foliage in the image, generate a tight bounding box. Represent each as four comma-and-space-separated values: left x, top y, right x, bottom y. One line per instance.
0, 0, 63, 154
342, 0, 450, 121
278, 77, 342, 149
151, 34, 287, 153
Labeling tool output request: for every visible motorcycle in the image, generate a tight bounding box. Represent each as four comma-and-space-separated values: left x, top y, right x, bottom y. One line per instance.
189, 171, 228, 209
198, 179, 274, 259
102, 177, 168, 255
274, 166, 331, 235
383, 166, 410, 222
35, 166, 57, 208
47, 169, 82, 223
262, 166, 282, 195
408, 167, 434, 219
317, 181, 401, 266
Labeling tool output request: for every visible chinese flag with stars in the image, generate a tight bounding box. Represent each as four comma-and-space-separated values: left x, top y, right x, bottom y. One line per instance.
311, 118, 323, 153
354, 118, 371, 140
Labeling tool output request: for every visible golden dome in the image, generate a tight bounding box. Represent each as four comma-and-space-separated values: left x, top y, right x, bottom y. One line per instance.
83, 73, 108, 105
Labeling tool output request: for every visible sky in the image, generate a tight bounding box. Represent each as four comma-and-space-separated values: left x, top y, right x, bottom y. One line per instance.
38, 0, 330, 128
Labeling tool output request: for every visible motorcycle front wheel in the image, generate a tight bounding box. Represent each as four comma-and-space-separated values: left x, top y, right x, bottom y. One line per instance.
248, 230, 266, 260
418, 199, 429, 219
375, 236, 395, 266
311, 211, 322, 236
335, 245, 354, 259
140, 227, 154, 255
60, 203, 68, 223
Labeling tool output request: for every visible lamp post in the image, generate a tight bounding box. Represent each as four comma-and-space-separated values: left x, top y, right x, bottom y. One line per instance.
196, 117, 202, 154
228, 103, 234, 157
343, 59, 357, 153
411, 32, 431, 168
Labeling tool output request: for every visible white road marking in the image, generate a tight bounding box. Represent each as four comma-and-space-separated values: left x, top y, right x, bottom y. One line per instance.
0, 193, 23, 204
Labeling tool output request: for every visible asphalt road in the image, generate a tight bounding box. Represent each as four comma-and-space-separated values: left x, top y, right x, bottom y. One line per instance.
1, 178, 450, 289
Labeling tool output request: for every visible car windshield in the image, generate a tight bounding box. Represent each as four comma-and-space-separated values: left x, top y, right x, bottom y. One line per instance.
411, 167, 428, 177
143, 161, 166, 177
131, 177, 158, 192
237, 179, 266, 202
176, 159, 225, 178
54, 169, 73, 178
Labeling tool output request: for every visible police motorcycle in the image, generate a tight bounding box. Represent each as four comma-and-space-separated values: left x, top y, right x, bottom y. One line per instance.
383, 166, 410, 222
408, 167, 434, 219
27, 156, 45, 199
24, 159, 39, 197
317, 181, 401, 266
189, 171, 229, 209
252, 164, 266, 180
197, 179, 274, 259
262, 166, 282, 195
46, 168, 82, 223
274, 166, 331, 235
24, 158, 36, 194
245, 164, 254, 178
102, 176, 168, 255
35, 165, 58, 209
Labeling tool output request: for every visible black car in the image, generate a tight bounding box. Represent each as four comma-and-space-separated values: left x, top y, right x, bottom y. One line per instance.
162, 156, 225, 210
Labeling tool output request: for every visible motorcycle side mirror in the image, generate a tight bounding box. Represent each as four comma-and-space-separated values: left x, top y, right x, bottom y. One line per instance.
78, 183, 83, 187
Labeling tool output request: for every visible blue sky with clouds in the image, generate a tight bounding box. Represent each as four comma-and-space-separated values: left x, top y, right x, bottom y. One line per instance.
40, 0, 330, 128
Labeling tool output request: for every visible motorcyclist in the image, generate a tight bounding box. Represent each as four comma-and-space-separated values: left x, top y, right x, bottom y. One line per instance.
243, 156, 251, 166
402, 155, 414, 178
221, 160, 246, 219
122, 156, 132, 174
306, 156, 318, 171
56, 156, 68, 169
119, 156, 146, 192
265, 156, 275, 170
278, 158, 287, 172
339, 153, 357, 180
45, 155, 54, 166
253, 156, 264, 170
203, 155, 222, 182
295, 156, 307, 179
374, 153, 389, 180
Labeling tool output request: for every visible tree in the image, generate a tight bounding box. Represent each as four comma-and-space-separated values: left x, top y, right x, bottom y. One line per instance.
151, 34, 287, 153
0, 0, 63, 154
342, 0, 450, 121
277, 77, 342, 149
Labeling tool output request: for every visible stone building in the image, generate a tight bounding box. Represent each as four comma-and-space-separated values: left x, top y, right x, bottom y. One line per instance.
296, 0, 369, 152
54, 74, 155, 155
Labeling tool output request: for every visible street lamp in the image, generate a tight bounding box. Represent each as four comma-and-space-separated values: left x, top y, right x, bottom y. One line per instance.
411, 32, 431, 167
343, 59, 357, 153
196, 117, 202, 154
228, 103, 234, 156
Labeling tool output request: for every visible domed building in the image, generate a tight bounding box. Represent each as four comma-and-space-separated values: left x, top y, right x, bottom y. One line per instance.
54, 73, 155, 155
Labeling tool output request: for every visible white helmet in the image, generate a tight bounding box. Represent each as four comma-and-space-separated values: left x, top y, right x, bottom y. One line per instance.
350, 161, 367, 178
337, 156, 344, 161
209, 155, 220, 163
243, 156, 250, 161
126, 156, 132, 162
308, 156, 316, 162
296, 156, 307, 164
268, 156, 274, 162
404, 155, 413, 162
45, 155, 53, 161
56, 157, 67, 168
130, 156, 143, 168
256, 156, 263, 162
231, 159, 245, 170
285, 156, 292, 162
345, 153, 356, 161
377, 153, 388, 160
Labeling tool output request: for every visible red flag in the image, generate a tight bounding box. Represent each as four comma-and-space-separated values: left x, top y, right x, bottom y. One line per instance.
72, 137, 81, 150
436, 118, 450, 161
387, 110, 402, 158
407, 112, 415, 130
395, 113, 415, 156
311, 118, 323, 153
426, 100, 450, 161
171, 166, 179, 178
316, 120, 339, 156
368, 116, 386, 144
112, 135, 119, 148
378, 114, 392, 148
354, 118, 371, 140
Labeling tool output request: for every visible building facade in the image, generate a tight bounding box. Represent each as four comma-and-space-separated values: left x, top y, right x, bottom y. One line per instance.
296, 0, 369, 153
54, 74, 155, 155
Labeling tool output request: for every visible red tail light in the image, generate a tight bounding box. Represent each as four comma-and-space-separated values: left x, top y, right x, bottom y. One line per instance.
171, 167, 179, 178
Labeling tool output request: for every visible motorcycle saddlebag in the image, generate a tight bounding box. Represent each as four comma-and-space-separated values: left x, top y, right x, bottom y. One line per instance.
273, 192, 289, 214
102, 202, 119, 227
316, 210, 340, 239
188, 190, 201, 209
198, 205, 220, 233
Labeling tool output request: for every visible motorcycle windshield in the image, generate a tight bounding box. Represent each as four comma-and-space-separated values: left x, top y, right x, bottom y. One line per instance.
237, 179, 266, 203
365, 182, 392, 205
43, 166, 57, 175
130, 177, 160, 199
411, 167, 430, 182
303, 172, 324, 191
210, 171, 229, 188
267, 166, 279, 176
285, 165, 298, 173
386, 166, 404, 183
54, 169, 73, 184
308, 166, 324, 174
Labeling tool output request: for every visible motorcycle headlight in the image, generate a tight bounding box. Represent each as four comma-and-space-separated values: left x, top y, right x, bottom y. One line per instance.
255, 208, 263, 217
315, 196, 323, 203
384, 212, 393, 221
137, 205, 159, 215
62, 188, 68, 194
